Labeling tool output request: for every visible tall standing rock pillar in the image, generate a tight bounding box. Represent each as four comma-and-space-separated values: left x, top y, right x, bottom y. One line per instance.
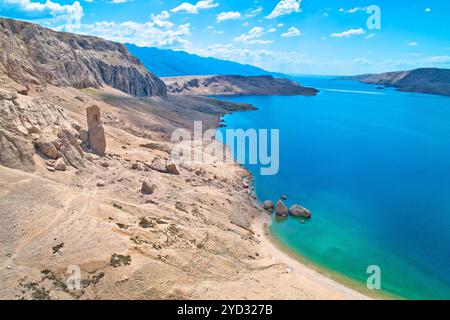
86, 105, 106, 156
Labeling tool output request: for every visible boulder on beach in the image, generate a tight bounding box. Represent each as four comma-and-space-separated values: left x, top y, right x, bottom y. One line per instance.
289, 204, 311, 219
263, 200, 274, 212
275, 200, 288, 217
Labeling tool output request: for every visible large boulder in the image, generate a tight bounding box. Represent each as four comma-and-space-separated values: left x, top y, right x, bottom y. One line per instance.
289, 205, 311, 219
35, 138, 58, 159
263, 200, 274, 212
141, 180, 156, 195
275, 200, 288, 217
165, 161, 180, 175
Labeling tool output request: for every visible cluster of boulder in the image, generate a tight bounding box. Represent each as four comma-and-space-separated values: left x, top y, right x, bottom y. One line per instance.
33, 105, 106, 171
263, 198, 311, 219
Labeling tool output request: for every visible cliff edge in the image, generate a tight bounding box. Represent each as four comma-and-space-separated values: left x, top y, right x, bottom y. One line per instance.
0, 18, 166, 97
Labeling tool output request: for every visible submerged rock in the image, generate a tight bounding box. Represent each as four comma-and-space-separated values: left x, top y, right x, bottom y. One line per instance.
289, 205, 311, 219
275, 200, 288, 217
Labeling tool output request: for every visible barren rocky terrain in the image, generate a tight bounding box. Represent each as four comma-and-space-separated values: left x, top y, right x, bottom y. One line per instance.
0, 18, 366, 300
163, 75, 319, 96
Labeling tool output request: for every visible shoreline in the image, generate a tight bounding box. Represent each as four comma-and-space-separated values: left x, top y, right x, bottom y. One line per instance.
250, 208, 371, 300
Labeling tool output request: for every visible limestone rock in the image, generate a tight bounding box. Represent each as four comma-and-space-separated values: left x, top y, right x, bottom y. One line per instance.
263, 200, 274, 212
79, 130, 89, 144
54, 158, 67, 171
289, 205, 311, 219
275, 200, 288, 217
165, 161, 180, 175
86, 105, 106, 156
141, 180, 156, 195
35, 138, 58, 159
0, 18, 167, 97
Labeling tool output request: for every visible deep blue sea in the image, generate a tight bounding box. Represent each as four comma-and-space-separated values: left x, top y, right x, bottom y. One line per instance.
217, 76, 450, 300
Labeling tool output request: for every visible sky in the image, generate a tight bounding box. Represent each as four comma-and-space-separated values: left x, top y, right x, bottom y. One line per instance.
1, 0, 450, 75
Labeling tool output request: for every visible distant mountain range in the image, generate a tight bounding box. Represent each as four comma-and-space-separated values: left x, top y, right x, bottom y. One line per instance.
347, 68, 450, 97
126, 44, 272, 77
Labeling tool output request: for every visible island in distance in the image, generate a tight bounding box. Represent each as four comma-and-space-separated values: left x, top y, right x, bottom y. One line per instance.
162, 75, 319, 96
347, 68, 450, 97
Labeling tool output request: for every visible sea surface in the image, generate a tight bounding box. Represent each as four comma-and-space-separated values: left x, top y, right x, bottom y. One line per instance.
216, 76, 450, 300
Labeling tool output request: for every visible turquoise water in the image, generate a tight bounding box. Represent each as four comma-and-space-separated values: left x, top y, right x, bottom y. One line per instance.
217, 76, 450, 300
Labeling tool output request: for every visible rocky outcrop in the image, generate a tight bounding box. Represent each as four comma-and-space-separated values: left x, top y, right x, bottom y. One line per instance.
275, 200, 288, 217
0, 18, 166, 97
347, 68, 450, 96
163, 75, 318, 96
86, 105, 106, 156
141, 180, 156, 195
0, 89, 71, 171
289, 205, 311, 219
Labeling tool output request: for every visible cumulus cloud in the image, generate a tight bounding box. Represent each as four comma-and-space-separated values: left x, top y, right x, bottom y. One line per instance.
216, 11, 241, 23
171, 0, 219, 14
71, 11, 191, 49
330, 28, 365, 38
3, 0, 84, 30
281, 27, 300, 37
234, 26, 272, 44
266, 0, 302, 19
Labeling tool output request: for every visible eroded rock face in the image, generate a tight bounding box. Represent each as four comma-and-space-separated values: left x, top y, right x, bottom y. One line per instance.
35, 138, 58, 159
0, 89, 70, 171
0, 18, 167, 97
263, 200, 274, 212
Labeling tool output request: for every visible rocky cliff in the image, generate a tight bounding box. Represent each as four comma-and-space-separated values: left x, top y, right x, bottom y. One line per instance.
347, 68, 450, 96
162, 75, 318, 96
0, 18, 166, 97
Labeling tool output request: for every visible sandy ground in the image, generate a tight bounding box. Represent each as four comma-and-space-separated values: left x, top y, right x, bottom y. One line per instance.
0, 85, 369, 300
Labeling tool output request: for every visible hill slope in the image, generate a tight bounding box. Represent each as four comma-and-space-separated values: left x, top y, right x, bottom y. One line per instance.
348, 68, 450, 96
126, 44, 271, 77
163, 75, 318, 96
0, 18, 166, 96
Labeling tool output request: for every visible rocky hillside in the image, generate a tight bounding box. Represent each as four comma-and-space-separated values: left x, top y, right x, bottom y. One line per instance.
162, 75, 319, 96
347, 68, 450, 96
0, 18, 166, 97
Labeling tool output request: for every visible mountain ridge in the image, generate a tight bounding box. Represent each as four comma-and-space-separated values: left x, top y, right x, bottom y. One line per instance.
347, 68, 450, 96
0, 18, 166, 97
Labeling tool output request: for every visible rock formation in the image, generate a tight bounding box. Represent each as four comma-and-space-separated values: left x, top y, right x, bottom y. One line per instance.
289, 205, 312, 219
263, 200, 274, 212
0, 18, 166, 97
86, 105, 106, 156
163, 75, 319, 96
275, 200, 288, 217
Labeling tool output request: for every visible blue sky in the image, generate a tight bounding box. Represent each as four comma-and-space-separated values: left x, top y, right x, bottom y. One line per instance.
1, 0, 450, 75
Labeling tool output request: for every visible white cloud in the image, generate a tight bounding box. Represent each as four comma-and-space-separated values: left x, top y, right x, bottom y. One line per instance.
216, 11, 241, 23
266, 0, 302, 19
429, 55, 450, 63
234, 26, 272, 44
339, 7, 366, 14
268, 28, 277, 33
71, 15, 192, 49
408, 42, 418, 46
365, 33, 376, 39
171, 0, 219, 14
244, 6, 263, 18
425, 8, 432, 13
330, 28, 365, 38
281, 27, 300, 37
4, 0, 84, 30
